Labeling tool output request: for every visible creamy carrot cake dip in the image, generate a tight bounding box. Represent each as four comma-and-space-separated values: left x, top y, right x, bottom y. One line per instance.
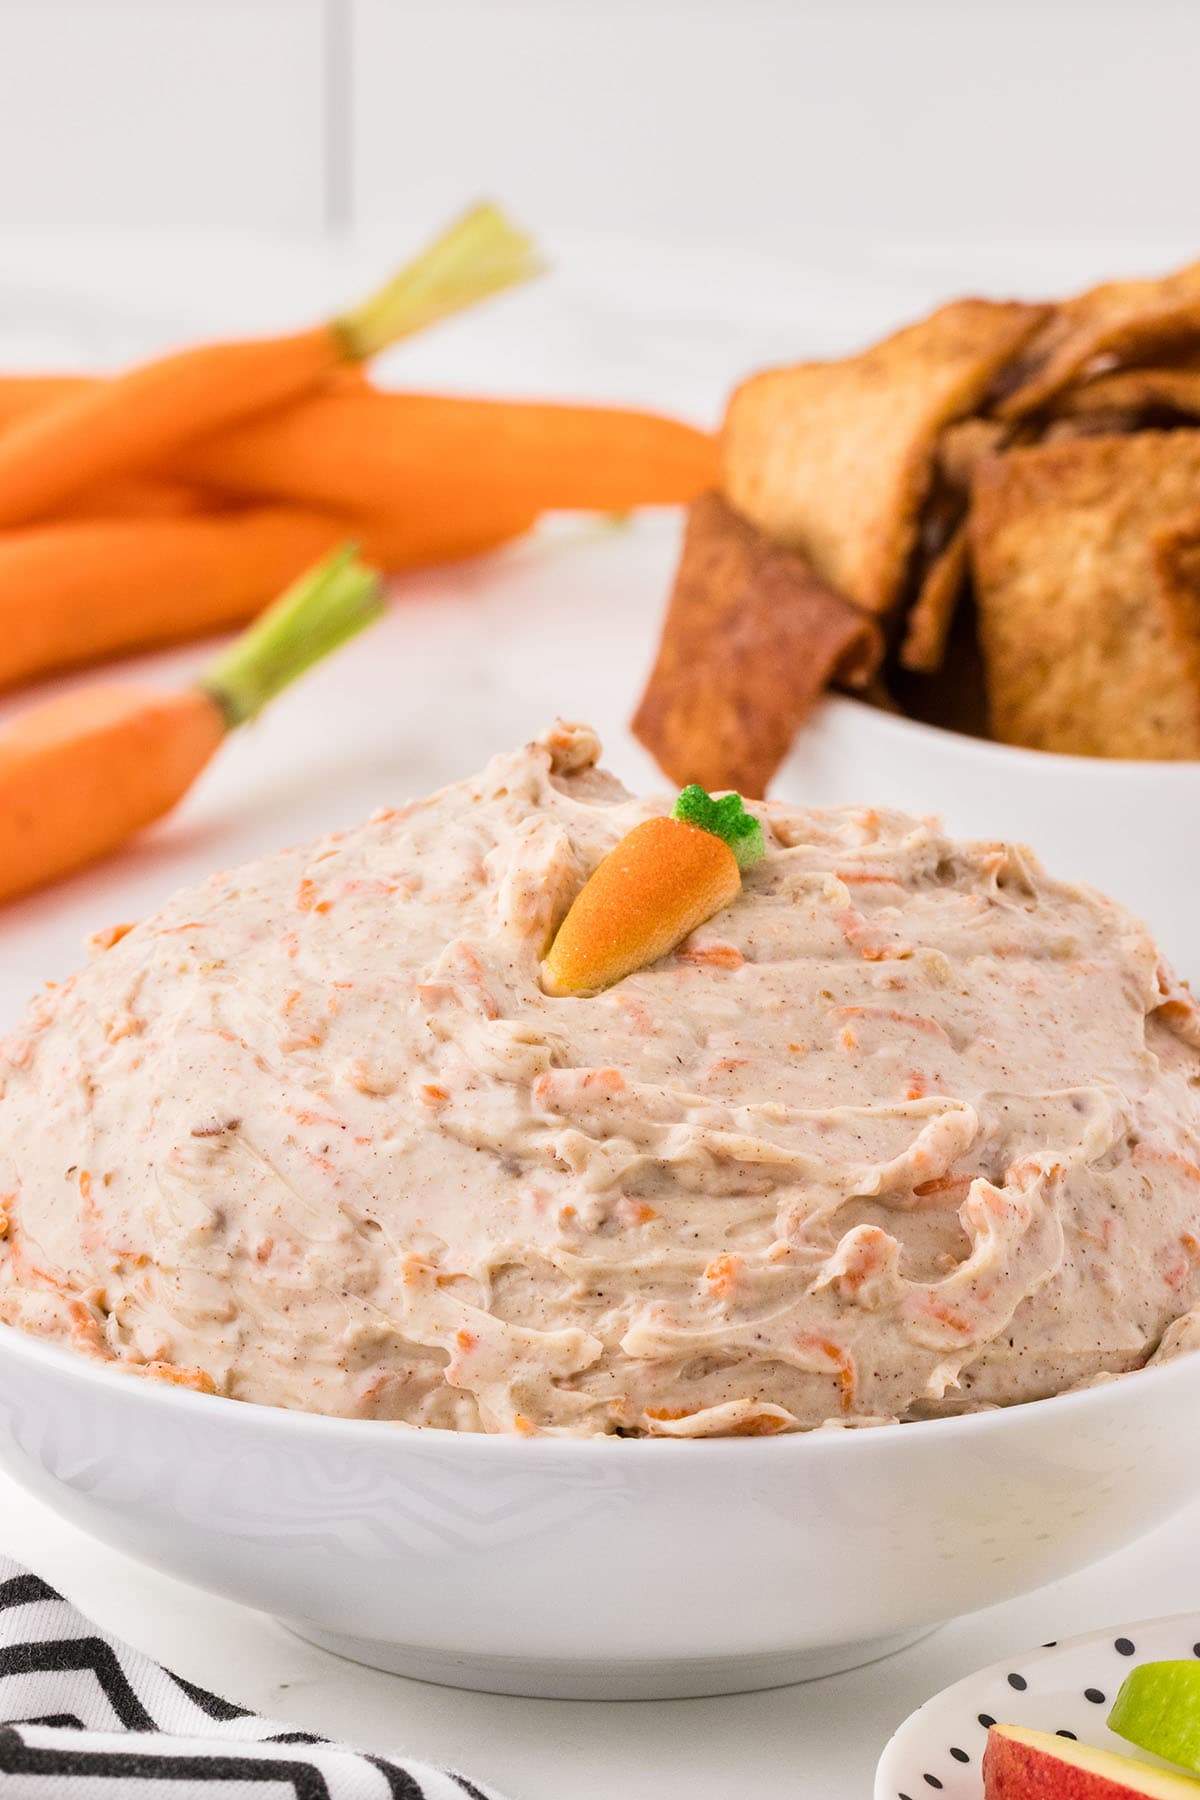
2, 721, 1200, 1437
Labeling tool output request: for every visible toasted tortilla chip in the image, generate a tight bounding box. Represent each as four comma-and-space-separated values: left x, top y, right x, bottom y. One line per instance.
1051, 361, 1200, 421
721, 298, 1048, 614
633, 491, 881, 797
994, 260, 1200, 420
970, 432, 1200, 758
900, 524, 969, 673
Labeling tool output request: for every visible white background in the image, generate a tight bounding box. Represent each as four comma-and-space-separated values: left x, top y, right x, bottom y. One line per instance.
1, 5, 1200, 1799
0, 0, 1197, 244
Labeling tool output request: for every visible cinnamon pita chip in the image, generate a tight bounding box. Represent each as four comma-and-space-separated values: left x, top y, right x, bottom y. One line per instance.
1051, 359, 1200, 422
1040, 405, 1146, 443
1152, 508, 1200, 638
900, 524, 969, 673
970, 432, 1200, 758
633, 491, 881, 797
721, 298, 1048, 614
994, 260, 1200, 420
936, 416, 1012, 492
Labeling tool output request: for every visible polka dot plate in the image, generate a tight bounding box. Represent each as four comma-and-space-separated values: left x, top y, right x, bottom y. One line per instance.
875, 1613, 1200, 1798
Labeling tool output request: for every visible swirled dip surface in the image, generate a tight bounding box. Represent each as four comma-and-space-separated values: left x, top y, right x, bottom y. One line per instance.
2, 722, 1200, 1435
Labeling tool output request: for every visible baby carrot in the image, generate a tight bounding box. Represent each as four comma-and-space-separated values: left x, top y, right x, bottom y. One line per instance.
0, 205, 540, 528
177, 388, 718, 518
0, 545, 382, 904
0, 498, 535, 694
0, 378, 713, 518
542, 787, 765, 997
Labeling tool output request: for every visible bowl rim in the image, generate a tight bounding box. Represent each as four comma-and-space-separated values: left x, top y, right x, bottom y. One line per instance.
818, 692, 1200, 780
3, 1316, 1197, 1459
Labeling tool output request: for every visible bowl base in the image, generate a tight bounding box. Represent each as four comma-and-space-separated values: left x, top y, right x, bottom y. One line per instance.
280, 1619, 937, 1700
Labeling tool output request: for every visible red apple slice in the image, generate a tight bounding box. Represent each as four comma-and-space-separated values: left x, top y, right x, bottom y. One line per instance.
985, 1724, 1200, 1798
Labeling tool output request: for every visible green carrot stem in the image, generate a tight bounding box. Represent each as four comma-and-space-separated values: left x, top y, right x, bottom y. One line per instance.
333, 202, 544, 362
200, 544, 384, 730
672, 784, 766, 870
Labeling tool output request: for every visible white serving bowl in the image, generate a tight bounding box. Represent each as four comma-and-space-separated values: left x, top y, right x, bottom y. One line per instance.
3, 1324, 1200, 1700
780, 697, 1200, 983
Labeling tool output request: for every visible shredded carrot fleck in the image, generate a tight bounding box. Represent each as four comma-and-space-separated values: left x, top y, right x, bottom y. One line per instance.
401, 1254, 436, 1287
729, 1413, 792, 1436
512, 1414, 536, 1437
455, 1328, 477, 1352
680, 942, 745, 969
420, 1083, 450, 1107
704, 1252, 741, 1298
645, 1406, 690, 1421
342, 878, 400, 897
90, 921, 136, 952
350, 1060, 392, 1096
1134, 1144, 1200, 1185
141, 1361, 217, 1394
798, 1334, 857, 1411
615, 994, 655, 1034
835, 1004, 945, 1037
923, 1300, 973, 1335
839, 1025, 859, 1051
913, 1173, 975, 1202
614, 1196, 658, 1226
105, 1014, 143, 1044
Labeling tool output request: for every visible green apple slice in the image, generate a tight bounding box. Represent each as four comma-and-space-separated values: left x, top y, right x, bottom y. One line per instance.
1110, 1664, 1200, 1773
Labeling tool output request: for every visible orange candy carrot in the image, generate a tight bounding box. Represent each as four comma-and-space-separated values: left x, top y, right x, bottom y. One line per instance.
0, 205, 539, 529
541, 787, 766, 997
0, 545, 382, 904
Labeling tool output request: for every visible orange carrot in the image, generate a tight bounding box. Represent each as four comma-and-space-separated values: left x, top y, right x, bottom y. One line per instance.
61, 474, 210, 520
0, 376, 714, 518
0, 374, 89, 429
541, 787, 765, 997
0, 546, 383, 904
0, 206, 539, 528
0, 500, 534, 694
178, 388, 718, 517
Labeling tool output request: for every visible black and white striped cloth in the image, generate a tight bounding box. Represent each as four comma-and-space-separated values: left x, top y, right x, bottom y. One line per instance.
0, 1557, 511, 1799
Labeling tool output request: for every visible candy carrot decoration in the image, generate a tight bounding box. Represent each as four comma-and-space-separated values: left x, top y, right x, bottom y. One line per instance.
541, 786, 766, 997
0, 544, 382, 904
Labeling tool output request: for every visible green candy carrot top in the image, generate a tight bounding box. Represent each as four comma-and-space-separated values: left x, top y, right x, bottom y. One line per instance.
541, 785, 766, 997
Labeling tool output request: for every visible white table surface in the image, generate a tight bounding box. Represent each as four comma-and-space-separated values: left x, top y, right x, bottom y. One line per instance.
3, 230, 1200, 1800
